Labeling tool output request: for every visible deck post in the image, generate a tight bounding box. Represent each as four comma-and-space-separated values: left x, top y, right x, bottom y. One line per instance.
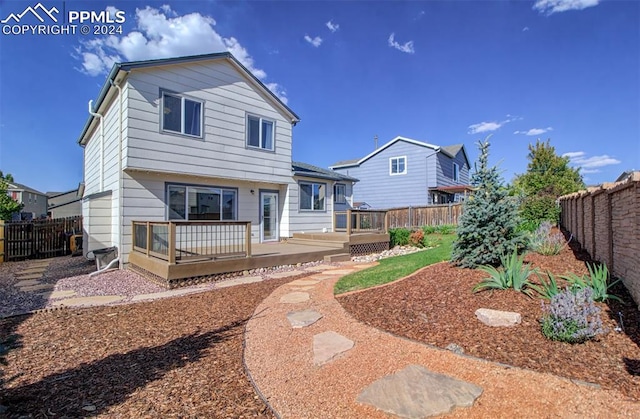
346, 209, 352, 237
245, 221, 252, 257
168, 222, 176, 264
145, 221, 151, 257
384, 211, 389, 233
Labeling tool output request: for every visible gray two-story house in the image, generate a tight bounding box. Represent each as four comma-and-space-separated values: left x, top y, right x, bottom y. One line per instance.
330, 136, 471, 209
7, 182, 48, 220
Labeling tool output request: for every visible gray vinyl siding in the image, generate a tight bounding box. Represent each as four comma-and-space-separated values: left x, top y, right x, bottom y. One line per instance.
334, 141, 431, 209
332, 182, 353, 212
435, 151, 470, 188
82, 192, 113, 255
289, 176, 335, 233
123, 60, 293, 184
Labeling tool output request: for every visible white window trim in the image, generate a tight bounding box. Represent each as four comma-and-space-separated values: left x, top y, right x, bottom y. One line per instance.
246, 114, 276, 151
299, 181, 327, 212
161, 91, 204, 138
453, 162, 460, 182
389, 156, 407, 176
166, 184, 237, 221
334, 183, 346, 204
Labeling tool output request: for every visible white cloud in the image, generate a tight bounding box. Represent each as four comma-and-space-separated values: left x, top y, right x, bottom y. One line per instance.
388, 33, 415, 54
580, 168, 601, 174
326, 20, 339, 33
468, 115, 519, 134
522, 26, 530, 32
304, 34, 323, 47
414, 11, 426, 21
74, 5, 287, 102
533, 0, 600, 15
563, 151, 621, 170
513, 127, 553, 136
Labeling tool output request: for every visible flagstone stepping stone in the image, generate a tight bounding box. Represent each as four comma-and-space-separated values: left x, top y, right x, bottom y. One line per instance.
291, 286, 316, 291
304, 264, 337, 272
52, 295, 125, 307
216, 276, 263, 288
19, 284, 55, 292
279, 292, 310, 304
288, 279, 320, 286
287, 309, 323, 328
15, 273, 43, 280
313, 331, 354, 366
15, 279, 42, 287
268, 271, 303, 279
18, 267, 47, 274
357, 365, 483, 418
325, 269, 354, 275
309, 274, 337, 281
46, 290, 77, 299
131, 288, 201, 301
475, 308, 521, 327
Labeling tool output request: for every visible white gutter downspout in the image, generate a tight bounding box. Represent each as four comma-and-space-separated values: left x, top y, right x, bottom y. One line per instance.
88, 100, 104, 191
109, 77, 125, 269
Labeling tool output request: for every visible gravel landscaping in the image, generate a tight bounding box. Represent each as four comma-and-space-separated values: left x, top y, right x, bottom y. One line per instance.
338, 240, 640, 400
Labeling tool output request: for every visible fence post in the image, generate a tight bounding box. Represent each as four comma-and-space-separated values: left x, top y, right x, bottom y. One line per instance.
346, 209, 352, 236
168, 222, 176, 264
408, 206, 413, 228
384, 211, 389, 233
607, 191, 614, 274
245, 221, 252, 257
0, 220, 4, 263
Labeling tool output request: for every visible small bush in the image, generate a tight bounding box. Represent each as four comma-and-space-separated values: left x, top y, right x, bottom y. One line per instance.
389, 228, 410, 247
517, 219, 540, 233
409, 230, 425, 247
422, 225, 436, 235
541, 287, 605, 343
435, 224, 455, 235
473, 249, 537, 295
562, 263, 622, 302
529, 222, 566, 256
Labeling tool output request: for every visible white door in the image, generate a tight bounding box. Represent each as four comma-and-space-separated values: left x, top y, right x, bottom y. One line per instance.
260, 192, 278, 242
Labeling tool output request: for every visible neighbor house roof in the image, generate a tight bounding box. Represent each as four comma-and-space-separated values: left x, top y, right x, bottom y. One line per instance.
440, 144, 471, 168
615, 170, 637, 182
292, 161, 359, 182
329, 136, 440, 169
78, 52, 300, 146
7, 182, 45, 195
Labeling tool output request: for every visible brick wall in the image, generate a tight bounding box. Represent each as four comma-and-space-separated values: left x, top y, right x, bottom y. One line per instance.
559, 173, 640, 309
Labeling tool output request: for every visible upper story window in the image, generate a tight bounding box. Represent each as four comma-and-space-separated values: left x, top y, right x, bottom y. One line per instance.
299, 181, 326, 211
167, 184, 236, 221
334, 183, 346, 204
453, 163, 460, 182
247, 115, 274, 151
390, 156, 407, 175
162, 92, 203, 137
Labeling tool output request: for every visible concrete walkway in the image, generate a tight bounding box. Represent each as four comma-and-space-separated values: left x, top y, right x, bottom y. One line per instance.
243, 264, 640, 418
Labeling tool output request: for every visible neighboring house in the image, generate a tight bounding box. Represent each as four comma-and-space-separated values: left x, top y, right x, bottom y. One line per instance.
615, 170, 636, 183
78, 52, 355, 265
47, 187, 83, 218
6, 182, 48, 220
330, 136, 472, 208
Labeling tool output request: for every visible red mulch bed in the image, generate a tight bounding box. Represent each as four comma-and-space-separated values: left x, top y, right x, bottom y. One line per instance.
0, 275, 309, 417
338, 240, 640, 400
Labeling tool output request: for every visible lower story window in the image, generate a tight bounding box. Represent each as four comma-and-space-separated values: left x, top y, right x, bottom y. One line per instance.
168, 184, 237, 220
299, 182, 326, 211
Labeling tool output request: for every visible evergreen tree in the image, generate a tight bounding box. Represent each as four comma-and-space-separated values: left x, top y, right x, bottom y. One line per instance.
452, 139, 526, 268
513, 139, 584, 225
0, 171, 22, 221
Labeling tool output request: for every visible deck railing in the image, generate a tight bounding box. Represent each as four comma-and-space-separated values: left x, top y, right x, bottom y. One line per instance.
132, 221, 252, 263
334, 210, 388, 235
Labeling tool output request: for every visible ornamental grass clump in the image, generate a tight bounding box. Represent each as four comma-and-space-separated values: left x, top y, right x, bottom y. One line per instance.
541, 287, 605, 343
473, 248, 537, 295
562, 263, 622, 302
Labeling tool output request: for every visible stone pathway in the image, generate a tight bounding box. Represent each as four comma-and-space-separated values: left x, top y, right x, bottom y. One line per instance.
243, 263, 640, 418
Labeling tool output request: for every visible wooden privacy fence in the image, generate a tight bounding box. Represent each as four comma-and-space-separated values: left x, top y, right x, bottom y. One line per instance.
558, 172, 640, 308
2, 216, 82, 262
386, 203, 462, 229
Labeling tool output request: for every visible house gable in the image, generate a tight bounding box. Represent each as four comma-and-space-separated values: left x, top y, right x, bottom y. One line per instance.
329, 136, 440, 169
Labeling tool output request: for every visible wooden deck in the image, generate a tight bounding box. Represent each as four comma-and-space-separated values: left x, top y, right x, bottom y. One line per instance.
128, 232, 389, 285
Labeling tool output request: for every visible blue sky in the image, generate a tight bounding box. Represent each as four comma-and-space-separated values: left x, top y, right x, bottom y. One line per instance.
0, 0, 638, 193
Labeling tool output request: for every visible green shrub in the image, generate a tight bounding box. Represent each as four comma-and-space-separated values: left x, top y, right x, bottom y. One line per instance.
422, 225, 436, 235
517, 219, 540, 233
562, 263, 622, 302
541, 287, 605, 343
531, 272, 562, 300
520, 195, 561, 226
389, 228, 410, 247
435, 224, 455, 235
473, 249, 537, 295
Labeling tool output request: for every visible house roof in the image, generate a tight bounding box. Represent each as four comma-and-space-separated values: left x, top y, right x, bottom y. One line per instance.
329, 136, 440, 169
46, 189, 77, 198
430, 185, 475, 193
440, 144, 471, 168
78, 52, 300, 146
7, 182, 45, 195
615, 170, 637, 182
292, 161, 359, 182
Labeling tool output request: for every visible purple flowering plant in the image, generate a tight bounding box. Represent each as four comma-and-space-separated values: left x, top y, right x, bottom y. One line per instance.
541, 287, 605, 343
